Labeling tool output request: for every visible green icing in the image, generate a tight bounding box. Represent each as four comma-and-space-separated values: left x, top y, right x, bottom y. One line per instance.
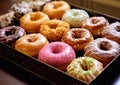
85, 70, 92, 75
85, 57, 94, 63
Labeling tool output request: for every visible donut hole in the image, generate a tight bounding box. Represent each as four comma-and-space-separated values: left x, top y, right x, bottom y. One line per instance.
51, 45, 63, 54
27, 37, 38, 42
73, 33, 81, 39
92, 19, 99, 24
5, 28, 16, 36
52, 48, 61, 54
99, 41, 110, 51
30, 13, 42, 21
72, 30, 84, 39
72, 12, 79, 16
116, 25, 120, 32
81, 64, 89, 71
54, 3, 62, 9
49, 24, 58, 29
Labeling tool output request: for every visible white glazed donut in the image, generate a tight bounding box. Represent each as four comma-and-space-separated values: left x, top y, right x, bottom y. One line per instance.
62, 9, 89, 27
38, 41, 76, 71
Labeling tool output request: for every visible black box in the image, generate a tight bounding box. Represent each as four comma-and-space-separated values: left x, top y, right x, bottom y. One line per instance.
0, 1, 120, 85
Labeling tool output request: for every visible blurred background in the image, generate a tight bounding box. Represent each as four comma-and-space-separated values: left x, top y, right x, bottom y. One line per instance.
0, 0, 120, 18
64, 0, 120, 18
0, 69, 27, 85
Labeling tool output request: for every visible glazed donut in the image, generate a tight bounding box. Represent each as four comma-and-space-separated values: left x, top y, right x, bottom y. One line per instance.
67, 57, 103, 83
62, 28, 93, 52
84, 38, 120, 66
102, 22, 120, 44
15, 33, 49, 57
0, 26, 26, 44
38, 42, 76, 71
28, 0, 51, 11
62, 9, 89, 27
82, 16, 109, 38
42, 1, 70, 19
20, 12, 50, 33
40, 19, 70, 41
10, 1, 33, 22
0, 11, 14, 27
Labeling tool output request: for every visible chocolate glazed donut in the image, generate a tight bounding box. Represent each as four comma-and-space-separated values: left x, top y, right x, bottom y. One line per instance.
62, 28, 93, 52
0, 26, 26, 44
84, 38, 120, 66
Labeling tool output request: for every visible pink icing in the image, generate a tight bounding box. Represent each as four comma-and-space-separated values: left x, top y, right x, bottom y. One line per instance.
38, 41, 76, 70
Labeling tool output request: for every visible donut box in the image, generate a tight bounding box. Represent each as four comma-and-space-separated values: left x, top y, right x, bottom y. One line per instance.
0, 0, 120, 85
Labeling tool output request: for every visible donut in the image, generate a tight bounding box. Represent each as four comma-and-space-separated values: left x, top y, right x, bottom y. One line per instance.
102, 22, 120, 44
28, 0, 51, 11
20, 12, 50, 33
84, 38, 120, 66
10, 1, 33, 22
38, 42, 76, 71
82, 16, 109, 38
0, 26, 26, 44
0, 11, 14, 27
62, 28, 93, 52
42, 1, 70, 19
67, 57, 103, 83
62, 9, 89, 28
40, 19, 70, 41
15, 33, 49, 57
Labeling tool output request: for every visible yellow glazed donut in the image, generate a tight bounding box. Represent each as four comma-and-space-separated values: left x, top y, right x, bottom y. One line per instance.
15, 33, 49, 57
42, 1, 70, 19
40, 19, 70, 41
20, 12, 50, 33
67, 57, 104, 83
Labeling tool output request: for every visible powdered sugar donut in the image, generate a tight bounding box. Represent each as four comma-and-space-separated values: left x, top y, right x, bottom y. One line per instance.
38, 42, 76, 71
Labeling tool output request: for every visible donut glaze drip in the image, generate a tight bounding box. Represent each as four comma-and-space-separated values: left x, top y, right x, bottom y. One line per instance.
102, 22, 120, 44
20, 12, 50, 33
62, 9, 89, 27
38, 42, 76, 71
84, 38, 120, 66
15, 33, 49, 57
62, 28, 93, 52
42, 1, 70, 19
0, 26, 26, 44
82, 16, 109, 38
67, 57, 103, 83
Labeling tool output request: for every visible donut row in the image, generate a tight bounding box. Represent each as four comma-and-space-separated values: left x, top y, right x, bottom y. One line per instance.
0, 0, 120, 84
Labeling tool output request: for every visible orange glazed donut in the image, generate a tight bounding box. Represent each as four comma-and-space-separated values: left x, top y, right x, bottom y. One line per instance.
102, 22, 120, 44
42, 1, 70, 19
40, 19, 70, 41
62, 28, 93, 52
67, 57, 103, 83
15, 33, 49, 57
20, 12, 50, 33
82, 16, 109, 38
84, 38, 120, 66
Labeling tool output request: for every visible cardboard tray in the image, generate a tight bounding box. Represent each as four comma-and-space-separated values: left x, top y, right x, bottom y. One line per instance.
0, 1, 120, 85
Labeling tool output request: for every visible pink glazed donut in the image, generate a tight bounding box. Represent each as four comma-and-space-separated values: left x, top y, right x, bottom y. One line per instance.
38, 41, 76, 71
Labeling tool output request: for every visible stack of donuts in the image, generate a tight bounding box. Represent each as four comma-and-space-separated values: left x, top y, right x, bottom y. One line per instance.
0, 0, 120, 83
